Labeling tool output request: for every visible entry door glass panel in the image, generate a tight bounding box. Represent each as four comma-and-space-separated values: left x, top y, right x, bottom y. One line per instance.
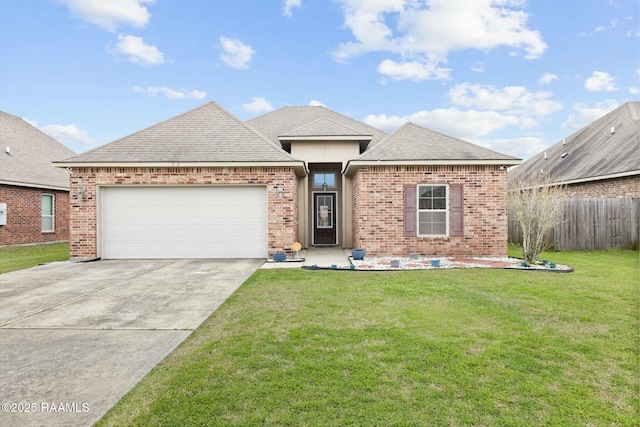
313, 193, 337, 245
316, 195, 333, 228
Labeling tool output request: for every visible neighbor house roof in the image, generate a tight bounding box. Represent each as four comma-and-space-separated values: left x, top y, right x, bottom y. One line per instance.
509, 101, 640, 186
344, 122, 521, 176
56, 102, 305, 174
0, 111, 76, 191
247, 106, 387, 147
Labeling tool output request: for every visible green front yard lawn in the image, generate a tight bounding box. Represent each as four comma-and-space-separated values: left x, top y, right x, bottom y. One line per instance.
98, 250, 639, 426
0, 242, 69, 274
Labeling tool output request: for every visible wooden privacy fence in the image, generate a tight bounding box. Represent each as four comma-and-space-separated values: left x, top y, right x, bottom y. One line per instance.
509, 198, 639, 250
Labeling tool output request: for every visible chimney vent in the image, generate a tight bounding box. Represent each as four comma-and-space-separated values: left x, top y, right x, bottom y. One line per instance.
610, 126, 615, 134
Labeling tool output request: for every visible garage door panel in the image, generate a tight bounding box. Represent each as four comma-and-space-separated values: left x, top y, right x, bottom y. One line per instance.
101, 187, 267, 259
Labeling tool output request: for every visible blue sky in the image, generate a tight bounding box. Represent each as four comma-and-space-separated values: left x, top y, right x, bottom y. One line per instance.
1, 0, 638, 159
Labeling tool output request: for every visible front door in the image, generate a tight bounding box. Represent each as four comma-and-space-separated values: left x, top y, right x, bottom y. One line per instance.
313, 193, 337, 245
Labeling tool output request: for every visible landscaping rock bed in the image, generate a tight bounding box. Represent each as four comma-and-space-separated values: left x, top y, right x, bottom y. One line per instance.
351, 256, 573, 272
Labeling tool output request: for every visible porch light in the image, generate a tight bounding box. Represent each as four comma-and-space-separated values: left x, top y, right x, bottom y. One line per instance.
276, 185, 285, 198
322, 183, 328, 191
77, 186, 86, 200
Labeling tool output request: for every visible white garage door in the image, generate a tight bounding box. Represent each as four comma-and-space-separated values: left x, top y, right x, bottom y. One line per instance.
101, 186, 267, 259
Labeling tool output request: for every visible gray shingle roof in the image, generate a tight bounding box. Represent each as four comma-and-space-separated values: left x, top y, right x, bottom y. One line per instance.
247, 106, 387, 145
509, 101, 640, 184
282, 117, 372, 138
58, 102, 299, 164
0, 111, 76, 190
356, 122, 521, 162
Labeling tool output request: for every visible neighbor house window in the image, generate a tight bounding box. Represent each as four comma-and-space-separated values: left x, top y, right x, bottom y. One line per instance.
42, 194, 54, 232
313, 172, 336, 188
418, 185, 447, 236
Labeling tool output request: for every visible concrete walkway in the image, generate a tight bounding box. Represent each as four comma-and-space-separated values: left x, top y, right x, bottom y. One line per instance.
0, 259, 262, 427
260, 247, 352, 269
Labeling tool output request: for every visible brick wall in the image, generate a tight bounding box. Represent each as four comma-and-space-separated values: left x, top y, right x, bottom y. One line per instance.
352, 165, 508, 256
0, 185, 69, 246
561, 175, 639, 198
68, 167, 299, 260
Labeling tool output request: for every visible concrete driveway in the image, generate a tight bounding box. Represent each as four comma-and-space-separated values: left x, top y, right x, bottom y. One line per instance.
0, 259, 262, 427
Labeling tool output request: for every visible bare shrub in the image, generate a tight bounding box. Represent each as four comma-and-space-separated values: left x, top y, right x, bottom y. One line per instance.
508, 176, 564, 265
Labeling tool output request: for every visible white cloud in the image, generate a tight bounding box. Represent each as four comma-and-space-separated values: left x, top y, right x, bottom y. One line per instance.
309, 100, 325, 107
333, 0, 546, 81
584, 71, 617, 92
242, 97, 273, 113
594, 19, 619, 33
538, 72, 558, 85
109, 34, 164, 66
219, 37, 255, 69
471, 61, 485, 73
133, 86, 206, 100
41, 124, 96, 145
364, 108, 535, 140
377, 59, 451, 81
448, 83, 562, 116
474, 137, 550, 160
561, 100, 620, 130
60, 0, 154, 32
283, 0, 301, 17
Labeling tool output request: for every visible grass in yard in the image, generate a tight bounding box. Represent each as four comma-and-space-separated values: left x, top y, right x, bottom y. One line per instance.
98, 250, 639, 426
0, 242, 69, 274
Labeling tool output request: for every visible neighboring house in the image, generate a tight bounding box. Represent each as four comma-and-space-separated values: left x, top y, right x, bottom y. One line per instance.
508, 101, 639, 250
0, 111, 75, 246
54, 102, 521, 260
508, 101, 639, 198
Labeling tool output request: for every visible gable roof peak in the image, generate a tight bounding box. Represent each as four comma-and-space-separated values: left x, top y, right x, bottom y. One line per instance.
57, 100, 301, 165
247, 104, 388, 147
358, 120, 520, 163
0, 110, 76, 189
281, 116, 372, 139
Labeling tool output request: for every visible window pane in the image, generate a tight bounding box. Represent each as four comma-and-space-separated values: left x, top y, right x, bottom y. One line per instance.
324, 173, 335, 187
432, 222, 446, 235
433, 186, 446, 198
313, 173, 336, 188
42, 217, 53, 231
419, 186, 432, 198
419, 199, 432, 210
42, 195, 53, 215
433, 198, 446, 210
418, 211, 446, 235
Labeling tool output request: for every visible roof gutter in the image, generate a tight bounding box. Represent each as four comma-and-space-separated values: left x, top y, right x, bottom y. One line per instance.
343, 159, 522, 177
53, 161, 309, 177
0, 179, 70, 192
512, 169, 640, 189
279, 135, 373, 142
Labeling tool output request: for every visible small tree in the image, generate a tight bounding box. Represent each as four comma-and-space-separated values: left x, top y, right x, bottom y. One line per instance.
508, 175, 564, 265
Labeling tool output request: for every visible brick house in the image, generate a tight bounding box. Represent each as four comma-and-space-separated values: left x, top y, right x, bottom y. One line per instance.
509, 101, 639, 198
55, 102, 521, 260
0, 111, 75, 246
